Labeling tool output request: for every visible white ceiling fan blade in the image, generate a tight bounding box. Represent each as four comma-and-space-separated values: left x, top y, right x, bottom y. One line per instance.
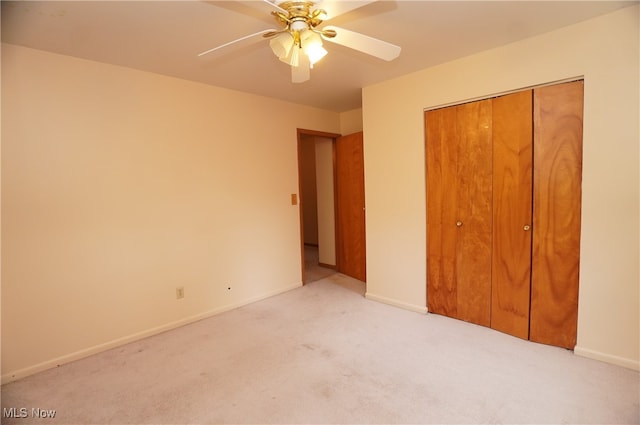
322, 25, 401, 61
262, 0, 289, 14
291, 54, 311, 83
319, 0, 378, 20
198, 29, 276, 57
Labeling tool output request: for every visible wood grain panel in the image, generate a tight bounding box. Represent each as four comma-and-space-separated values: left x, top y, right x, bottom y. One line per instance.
491, 90, 533, 339
454, 100, 493, 327
336, 131, 367, 282
426, 107, 459, 317
531, 81, 583, 349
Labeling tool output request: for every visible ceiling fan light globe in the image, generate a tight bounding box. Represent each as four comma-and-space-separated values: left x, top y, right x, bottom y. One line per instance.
280, 45, 300, 67
269, 32, 294, 59
301, 30, 327, 65
300, 29, 321, 44
305, 44, 327, 65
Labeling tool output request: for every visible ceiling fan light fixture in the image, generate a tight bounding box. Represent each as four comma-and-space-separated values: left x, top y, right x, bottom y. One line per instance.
269, 32, 294, 59
280, 43, 301, 67
301, 30, 327, 65
306, 44, 327, 66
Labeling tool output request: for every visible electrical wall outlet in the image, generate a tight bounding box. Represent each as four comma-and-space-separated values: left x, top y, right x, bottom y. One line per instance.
176, 287, 185, 299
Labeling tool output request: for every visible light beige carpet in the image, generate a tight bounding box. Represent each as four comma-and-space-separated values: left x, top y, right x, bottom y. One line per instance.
2, 274, 639, 424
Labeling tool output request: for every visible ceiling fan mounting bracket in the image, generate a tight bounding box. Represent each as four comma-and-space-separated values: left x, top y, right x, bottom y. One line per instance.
267, 1, 328, 34
276, 1, 316, 18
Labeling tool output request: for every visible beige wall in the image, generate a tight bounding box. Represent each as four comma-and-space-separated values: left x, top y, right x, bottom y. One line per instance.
1, 44, 341, 381
340, 108, 363, 135
363, 6, 639, 370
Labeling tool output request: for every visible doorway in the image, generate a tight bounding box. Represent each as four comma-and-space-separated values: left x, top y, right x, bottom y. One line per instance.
297, 129, 367, 285
297, 129, 339, 284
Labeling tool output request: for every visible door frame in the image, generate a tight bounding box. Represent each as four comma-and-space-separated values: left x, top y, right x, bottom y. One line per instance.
296, 128, 341, 284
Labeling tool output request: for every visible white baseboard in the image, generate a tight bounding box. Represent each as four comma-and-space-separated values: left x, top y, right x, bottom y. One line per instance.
362, 297, 639, 372
574, 345, 640, 371
1, 282, 302, 384
365, 292, 427, 315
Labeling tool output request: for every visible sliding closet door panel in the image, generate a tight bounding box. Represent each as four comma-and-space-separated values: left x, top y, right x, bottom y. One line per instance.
454, 100, 493, 327
426, 107, 459, 317
531, 81, 583, 349
491, 90, 533, 339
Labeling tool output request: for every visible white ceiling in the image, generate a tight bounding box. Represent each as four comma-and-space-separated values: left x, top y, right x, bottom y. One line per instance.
2, 0, 636, 112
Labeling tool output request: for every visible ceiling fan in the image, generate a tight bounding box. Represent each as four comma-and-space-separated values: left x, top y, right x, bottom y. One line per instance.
198, 0, 401, 83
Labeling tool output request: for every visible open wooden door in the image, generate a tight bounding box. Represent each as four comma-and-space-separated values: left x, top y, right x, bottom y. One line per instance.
336, 131, 367, 282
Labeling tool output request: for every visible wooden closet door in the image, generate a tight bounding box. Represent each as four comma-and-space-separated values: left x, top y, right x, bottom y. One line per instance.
491, 90, 533, 339
426, 106, 459, 318
455, 100, 493, 326
530, 81, 583, 349
426, 101, 493, 326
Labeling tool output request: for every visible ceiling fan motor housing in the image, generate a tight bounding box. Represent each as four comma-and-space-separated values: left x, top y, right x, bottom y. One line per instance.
272, 1, 328, 32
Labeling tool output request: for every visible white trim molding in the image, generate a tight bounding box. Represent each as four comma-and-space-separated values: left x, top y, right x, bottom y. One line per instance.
365, 292, 428, 315
574, 345, 640, 371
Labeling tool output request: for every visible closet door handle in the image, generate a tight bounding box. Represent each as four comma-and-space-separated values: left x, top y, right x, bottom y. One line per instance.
456, 221, 463, 227
523, 224, 531, 231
